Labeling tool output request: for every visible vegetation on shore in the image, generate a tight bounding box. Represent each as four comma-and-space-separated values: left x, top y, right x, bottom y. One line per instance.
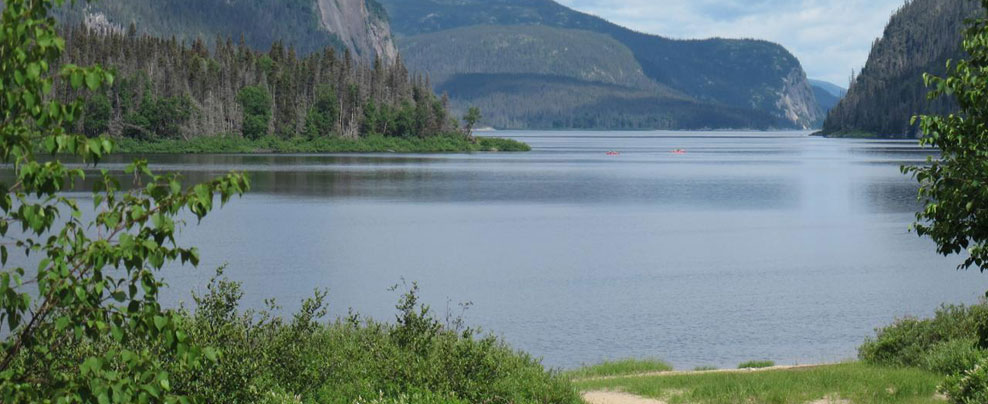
128, 273, 580, 403
737, 360, 776, 369
573, 362, 943, 404
112, 135, 530, 154
564, 359, 673, 380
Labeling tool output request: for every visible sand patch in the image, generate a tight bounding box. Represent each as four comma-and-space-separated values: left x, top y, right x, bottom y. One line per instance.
582, 391, 668, 404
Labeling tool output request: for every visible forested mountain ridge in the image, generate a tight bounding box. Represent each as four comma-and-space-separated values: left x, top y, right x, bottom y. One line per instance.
55, 0, 397, 62
58, 25, 458, 142
822, 0, 983, 137
377, 0, 822, 130
401, 25, 660, 91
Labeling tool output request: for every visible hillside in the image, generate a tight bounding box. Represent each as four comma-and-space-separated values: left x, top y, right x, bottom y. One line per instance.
378, 0, 822, 130
821, 0, 982, 138
810, 81, 844, 115
56, 0, 397, 62
809, 80, 846, 98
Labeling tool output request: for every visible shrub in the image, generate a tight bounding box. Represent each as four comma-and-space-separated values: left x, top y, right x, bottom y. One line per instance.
859, 303, 988, 368
942, 356, 988, 404
162, 273, 580, 404
923, 339, 988, 375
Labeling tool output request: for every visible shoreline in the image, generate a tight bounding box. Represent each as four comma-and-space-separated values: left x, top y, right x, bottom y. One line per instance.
109, 134, 531, 154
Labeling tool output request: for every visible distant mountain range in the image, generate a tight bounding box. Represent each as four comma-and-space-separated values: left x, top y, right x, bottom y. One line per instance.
821, 0, 982, 138
53, 0, 828, 131
377, 0, 822, 130
809, 80, 845, 115
56, 0, 397, 63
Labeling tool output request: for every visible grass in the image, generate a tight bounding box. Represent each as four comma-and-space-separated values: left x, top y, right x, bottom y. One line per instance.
111, 134, 530, 154
572, 362, 944, 404
738, 360, 776, 369
565, 359, 673, 379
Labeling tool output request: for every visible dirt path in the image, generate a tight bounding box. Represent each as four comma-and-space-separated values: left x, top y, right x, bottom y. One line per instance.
582, 391, 667, 404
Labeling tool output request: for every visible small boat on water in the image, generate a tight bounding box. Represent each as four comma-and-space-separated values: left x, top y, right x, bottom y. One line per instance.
606, 151, 620, 156
672, 149, 687, 154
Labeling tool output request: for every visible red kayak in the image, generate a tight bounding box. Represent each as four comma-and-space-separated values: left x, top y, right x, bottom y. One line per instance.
606, 151, 620, 156
672, 149, 687, 154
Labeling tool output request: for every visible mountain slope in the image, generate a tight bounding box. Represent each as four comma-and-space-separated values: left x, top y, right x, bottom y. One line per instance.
57, 0, 397, 62
401, 25, 659, 90
822, 0, 982, 138
812, 85, 841, 115
378, 0, 821, 129
809, 80, 846, 98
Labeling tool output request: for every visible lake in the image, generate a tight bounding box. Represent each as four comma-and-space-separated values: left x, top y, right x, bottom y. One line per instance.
48, 131, 988, 369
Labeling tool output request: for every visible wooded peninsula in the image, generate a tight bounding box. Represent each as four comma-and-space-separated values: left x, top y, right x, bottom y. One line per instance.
56, 25, 527, 153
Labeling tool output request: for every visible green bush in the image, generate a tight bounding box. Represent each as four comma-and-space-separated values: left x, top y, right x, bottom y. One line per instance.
859, 303, 988, 368
923, 339, 988, 375
154, 272, 579, 404
941, 356, 988, 404
737, 360, 775, 369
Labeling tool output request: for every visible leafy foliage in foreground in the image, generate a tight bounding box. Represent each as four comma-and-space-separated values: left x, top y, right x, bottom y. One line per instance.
0, 0, 249, 401
903, 0, 988, 271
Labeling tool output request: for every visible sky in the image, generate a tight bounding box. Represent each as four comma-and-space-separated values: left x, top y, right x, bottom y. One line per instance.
555, 0, 907, 86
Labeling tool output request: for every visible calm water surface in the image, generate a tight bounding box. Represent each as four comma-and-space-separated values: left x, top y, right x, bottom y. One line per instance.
62, 131, 988, 369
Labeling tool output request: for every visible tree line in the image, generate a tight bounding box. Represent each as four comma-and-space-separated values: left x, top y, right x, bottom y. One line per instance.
821, 0, 981, 137
57, 24, 462, 142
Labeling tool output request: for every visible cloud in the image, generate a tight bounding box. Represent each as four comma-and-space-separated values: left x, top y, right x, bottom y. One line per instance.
556, 0, 906, 85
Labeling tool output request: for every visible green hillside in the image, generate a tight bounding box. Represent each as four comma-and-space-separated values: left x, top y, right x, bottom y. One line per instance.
822, 0, 982, 138
401, 25, 659, 90
378, 0, 822, 130
438, 73, 785, 130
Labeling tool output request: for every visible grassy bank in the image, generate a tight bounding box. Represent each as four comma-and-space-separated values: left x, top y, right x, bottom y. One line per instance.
573, 362, 943, 404
112, 134, 530, 154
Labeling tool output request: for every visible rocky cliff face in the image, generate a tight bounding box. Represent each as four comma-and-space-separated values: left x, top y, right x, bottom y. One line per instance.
55, 0, 397, 62
316, 0, 397, 63
776, 68, 823, 129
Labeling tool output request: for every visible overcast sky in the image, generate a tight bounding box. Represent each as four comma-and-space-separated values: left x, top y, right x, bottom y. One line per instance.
555, 0, 907, 86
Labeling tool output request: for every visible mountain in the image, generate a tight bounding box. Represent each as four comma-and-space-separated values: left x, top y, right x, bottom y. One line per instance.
812, 86, 841, 115
821, 0, 983, 138
56, 0, 397, 62
377, 0, 822, 130
809, 80, 845, 114
809, 80, 846, 98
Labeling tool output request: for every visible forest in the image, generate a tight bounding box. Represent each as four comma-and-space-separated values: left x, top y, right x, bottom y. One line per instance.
821, 0, 980, 137
57, 25, 465, 145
